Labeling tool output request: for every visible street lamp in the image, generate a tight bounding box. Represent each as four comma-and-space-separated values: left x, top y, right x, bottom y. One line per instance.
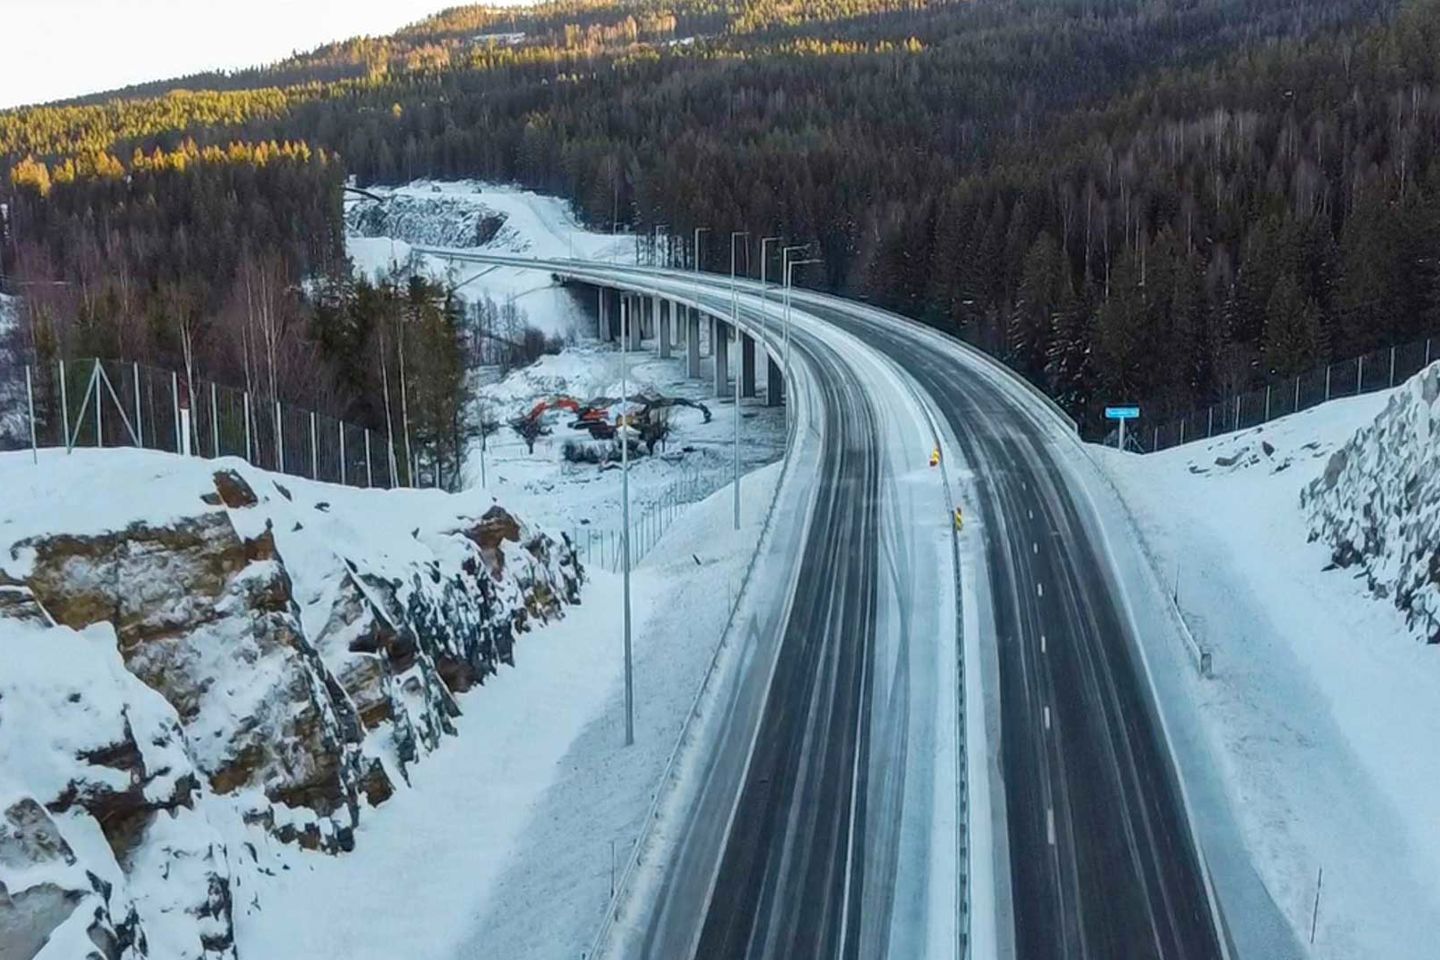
691, 227, 710, 351
781, 245, 811, 373
783, 256, 822, 412
729, 231, 749, 532
620, 293, 635, 747
759, 236, 782, 375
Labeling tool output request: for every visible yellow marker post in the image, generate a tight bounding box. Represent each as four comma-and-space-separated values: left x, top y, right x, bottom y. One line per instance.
929, 446, 941, 468
953, 506, 965, 531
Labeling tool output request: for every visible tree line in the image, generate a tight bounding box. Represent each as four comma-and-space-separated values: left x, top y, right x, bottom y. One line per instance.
4, 0, 1436, 439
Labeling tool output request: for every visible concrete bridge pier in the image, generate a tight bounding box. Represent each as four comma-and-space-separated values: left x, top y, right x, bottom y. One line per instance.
713, 317, 729, 398
767, 355, 783, 406
740, 333, 756, 399
687, 313, 702, 378
598, 287, 613, 342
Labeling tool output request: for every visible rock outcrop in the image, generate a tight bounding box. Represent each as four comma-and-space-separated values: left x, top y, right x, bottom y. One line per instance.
0, 458, 583, 958
1303, 362, 1440, 643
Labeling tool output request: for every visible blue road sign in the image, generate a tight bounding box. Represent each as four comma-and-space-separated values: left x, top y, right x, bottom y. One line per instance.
1105, 406, 1140, 420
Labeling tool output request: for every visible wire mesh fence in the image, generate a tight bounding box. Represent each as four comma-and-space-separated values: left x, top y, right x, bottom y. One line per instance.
571, 466, 727, 574
1138, 335, 1437, 453
7, 357, 409, 489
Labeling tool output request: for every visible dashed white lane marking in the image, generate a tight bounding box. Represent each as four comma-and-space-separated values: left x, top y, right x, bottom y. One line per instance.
1044, 705, 1051, 730
1037, 582, 1044, 598
1032, 541, 1038, 554
1041, 634, 1047, 654
1047, 807, 1057, 846
1028, 508, 1034, 520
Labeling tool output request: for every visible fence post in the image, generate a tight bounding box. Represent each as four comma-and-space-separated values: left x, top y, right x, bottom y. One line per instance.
243, 392, 252, 462
58, 360, 71, 453
1234, 394, 1241, 431
309, 411, 318, 480
171, 371, 181, 454
1356, 355, 1363, 394
26, 367, 37, 464
94, 360, 103, 449
1179, 419, 1185, 445
276, 403, 285, 473
1325, 364, 1332, 401
1152, 426, 1159, 450
1207, 405, 1214, 438
1426, 338, 1433, 367
1265, 384, 1271, 421
365, 430, 373, 487
210, 382, 219, 458
133, 362, 143, 448
339, 422, 347, 486
1389, 346, 1396, 387
1294, 375, 1301, 412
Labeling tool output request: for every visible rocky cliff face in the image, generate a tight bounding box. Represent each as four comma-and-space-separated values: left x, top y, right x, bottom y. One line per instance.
1303, 362, 1440, 644
0, 454, 582, 958
345, 191, 508, 250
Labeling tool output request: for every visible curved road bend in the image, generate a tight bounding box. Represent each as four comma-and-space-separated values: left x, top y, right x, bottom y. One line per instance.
413, 249, 1224, 960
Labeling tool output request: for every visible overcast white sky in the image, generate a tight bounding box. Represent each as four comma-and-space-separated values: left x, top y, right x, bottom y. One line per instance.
0, 0, 485, 109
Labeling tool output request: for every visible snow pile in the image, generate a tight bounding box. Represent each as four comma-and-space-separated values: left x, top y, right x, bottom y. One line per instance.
1098, 382, 1440, 957
0, 447, 582, 958
1302, 362, 1440, 644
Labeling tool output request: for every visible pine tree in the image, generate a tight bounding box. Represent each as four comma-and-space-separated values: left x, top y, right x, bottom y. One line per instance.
1263, 273, 1325, 378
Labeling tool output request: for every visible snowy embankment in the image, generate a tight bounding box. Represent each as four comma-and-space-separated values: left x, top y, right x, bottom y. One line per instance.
345, 180, 631, 338
1096, 366, 1440, 959
0, 448, 581, 959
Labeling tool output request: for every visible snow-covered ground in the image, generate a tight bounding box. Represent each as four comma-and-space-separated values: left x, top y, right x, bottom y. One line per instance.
345, 180, 633, 337
470, 342, 785, 568
236, 461, 782, 960
1095, 379, 1440, 958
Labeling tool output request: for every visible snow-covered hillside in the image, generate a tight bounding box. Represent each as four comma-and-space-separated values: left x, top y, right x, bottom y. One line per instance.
344, 181, 633, 337
0, 448, 581, 958
1098, 372, 1440, 958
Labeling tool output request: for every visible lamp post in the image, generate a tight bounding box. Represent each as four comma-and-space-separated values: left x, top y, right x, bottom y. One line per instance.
759, 235, 782, 358
620, 294, 635, 747
692, 227, 710, 352
781, 245, 812, 374
729, 231, 750, 531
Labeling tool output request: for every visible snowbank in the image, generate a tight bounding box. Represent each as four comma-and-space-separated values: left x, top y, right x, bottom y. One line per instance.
1097, 382, 1440, 958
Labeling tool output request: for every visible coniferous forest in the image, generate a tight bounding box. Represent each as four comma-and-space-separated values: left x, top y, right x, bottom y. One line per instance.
4, 0, 1440, 437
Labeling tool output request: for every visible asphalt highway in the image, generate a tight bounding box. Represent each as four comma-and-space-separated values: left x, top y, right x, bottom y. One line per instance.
803, 298, 1226, 960
413, 249, 1226, 960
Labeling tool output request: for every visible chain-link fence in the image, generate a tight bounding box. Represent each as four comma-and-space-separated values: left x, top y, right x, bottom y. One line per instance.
1138, 336, 1437, 453
6, 357, 410, 488
570, 466, 726, 573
